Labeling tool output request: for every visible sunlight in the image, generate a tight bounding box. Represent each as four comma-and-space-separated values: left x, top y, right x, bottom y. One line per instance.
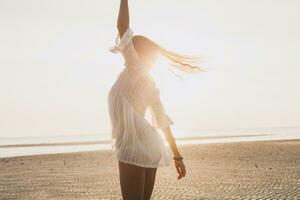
1, 0, 300, 138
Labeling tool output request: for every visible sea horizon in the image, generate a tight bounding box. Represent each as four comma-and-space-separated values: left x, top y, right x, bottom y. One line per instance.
1, 126, 299, 158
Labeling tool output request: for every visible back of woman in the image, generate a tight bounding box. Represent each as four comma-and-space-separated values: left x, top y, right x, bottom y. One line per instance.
108, 0, 204, 199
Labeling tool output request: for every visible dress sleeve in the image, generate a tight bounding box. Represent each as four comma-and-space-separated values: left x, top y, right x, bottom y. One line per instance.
149, 84, 174, 129
110, 27, 133, 53
110, 27, 140, 70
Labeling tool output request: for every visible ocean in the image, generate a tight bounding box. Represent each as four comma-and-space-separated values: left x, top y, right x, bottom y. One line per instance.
1, 127, 299, 158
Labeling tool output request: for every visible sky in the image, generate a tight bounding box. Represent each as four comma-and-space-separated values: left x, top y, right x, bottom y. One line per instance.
0, 0, 300, 138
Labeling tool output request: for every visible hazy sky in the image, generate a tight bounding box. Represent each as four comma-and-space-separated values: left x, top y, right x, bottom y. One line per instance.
1, 0, 300, 138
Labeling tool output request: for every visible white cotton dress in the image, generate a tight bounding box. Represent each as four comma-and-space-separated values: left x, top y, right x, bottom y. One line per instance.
108, 27, 173, 168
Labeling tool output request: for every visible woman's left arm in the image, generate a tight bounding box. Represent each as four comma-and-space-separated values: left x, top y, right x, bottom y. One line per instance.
117, 0, 130, 38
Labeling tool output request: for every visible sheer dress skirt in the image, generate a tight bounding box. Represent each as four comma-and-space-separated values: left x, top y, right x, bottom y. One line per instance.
108, 83, 173, 168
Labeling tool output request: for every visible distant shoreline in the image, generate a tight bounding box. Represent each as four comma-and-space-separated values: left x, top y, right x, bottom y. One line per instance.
0, 134, 268, 148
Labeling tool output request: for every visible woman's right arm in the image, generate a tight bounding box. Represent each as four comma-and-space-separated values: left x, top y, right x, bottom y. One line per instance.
162, 126, 186, 180
117, 0, 130, 38
150, 89, 186, 179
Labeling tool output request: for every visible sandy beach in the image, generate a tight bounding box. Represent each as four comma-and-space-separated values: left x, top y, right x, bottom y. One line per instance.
0, 139, 299, 200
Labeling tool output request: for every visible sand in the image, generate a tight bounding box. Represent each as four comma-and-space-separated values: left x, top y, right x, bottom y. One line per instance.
0, 140, 300, 200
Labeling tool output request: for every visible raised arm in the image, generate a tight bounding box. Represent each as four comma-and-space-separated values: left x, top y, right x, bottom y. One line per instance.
117, 0, 130, 38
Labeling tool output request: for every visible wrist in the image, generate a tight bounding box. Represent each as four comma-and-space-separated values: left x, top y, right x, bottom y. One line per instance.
173, 155, 183, 161
173, 151, 182, 157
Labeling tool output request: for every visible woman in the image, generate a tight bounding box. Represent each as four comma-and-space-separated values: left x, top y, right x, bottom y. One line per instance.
108, 1, 204, 199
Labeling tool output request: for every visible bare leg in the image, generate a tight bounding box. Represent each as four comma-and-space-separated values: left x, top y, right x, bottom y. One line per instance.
143, 167, 157, 200
118, 161, 146, 200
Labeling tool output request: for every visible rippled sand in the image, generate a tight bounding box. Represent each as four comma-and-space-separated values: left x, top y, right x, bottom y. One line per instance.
0, 140, 299, 200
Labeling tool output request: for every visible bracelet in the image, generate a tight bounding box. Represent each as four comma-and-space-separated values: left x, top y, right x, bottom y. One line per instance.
173, 156, 183, 161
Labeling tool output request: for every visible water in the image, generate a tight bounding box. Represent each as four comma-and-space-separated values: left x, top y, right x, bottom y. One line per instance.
0, 127, 299, 158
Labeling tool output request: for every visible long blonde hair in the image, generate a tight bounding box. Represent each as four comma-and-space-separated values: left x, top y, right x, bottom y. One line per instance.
159, 47, 206, 73
133, 35, 206, 73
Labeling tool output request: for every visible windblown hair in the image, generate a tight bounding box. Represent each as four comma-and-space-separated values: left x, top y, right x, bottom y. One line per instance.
159, 48, 206, 73
132, 35, 206, 73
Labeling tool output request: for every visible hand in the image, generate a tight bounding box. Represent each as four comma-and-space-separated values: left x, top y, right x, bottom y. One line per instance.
174, 160, 186, 180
